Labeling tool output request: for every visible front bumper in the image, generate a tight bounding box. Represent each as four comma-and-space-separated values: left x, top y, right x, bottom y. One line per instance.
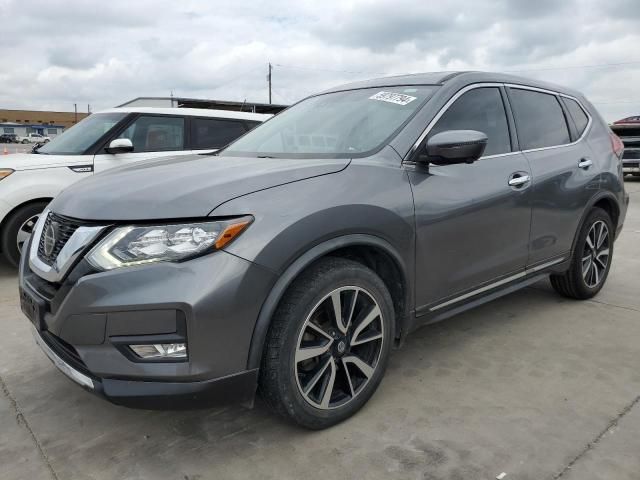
20, 241, 276, 409
33, 327, 259, 408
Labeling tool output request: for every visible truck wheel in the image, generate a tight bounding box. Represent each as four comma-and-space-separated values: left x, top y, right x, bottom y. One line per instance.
259, 257, 394, 429
1, 202, 48, 267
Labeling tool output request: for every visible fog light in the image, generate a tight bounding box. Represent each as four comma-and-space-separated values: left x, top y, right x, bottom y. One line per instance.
130, 343, 187, 359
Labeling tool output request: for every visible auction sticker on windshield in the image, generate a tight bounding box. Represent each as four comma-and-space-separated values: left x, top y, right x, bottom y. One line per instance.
369, 91, 417, 106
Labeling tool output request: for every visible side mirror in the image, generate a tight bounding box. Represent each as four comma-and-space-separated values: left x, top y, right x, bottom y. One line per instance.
425, 130, 487, 165
105, 138, 133, 154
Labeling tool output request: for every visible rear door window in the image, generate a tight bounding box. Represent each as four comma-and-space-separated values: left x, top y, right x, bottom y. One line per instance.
190, 118, 248, 149
562, 97, 589, 137
509, 88, 571, 150
117, 115, 184, 152
429, 87, 511, 157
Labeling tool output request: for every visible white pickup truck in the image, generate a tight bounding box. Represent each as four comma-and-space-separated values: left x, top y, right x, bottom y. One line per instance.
18, 133, 51, 144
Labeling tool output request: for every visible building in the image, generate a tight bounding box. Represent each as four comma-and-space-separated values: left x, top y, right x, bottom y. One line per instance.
0, 108, 89, 138
0, 122, 65, 139
0, 109, 88, 129
117, 97, 287, 114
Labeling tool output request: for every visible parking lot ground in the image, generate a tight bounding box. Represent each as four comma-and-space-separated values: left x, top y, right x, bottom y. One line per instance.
1, 178, 639, 480
0, 143, 33, 155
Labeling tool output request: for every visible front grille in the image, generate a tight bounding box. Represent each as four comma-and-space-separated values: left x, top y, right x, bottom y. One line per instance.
37, 213, 81, 265
622, 150, 640, 160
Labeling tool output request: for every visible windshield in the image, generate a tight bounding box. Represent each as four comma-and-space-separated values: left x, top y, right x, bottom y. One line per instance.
222, 86, 437, 158
38, 112, 128, 155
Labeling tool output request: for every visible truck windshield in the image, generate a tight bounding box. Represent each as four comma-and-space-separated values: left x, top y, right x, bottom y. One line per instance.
38, 112, 128, 155
221, 86, 437, 159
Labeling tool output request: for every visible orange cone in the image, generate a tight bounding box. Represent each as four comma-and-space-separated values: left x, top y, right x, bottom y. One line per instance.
2, 146, 8, 155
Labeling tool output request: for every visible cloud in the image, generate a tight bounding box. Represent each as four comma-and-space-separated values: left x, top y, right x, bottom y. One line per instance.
0, 0, 639, 120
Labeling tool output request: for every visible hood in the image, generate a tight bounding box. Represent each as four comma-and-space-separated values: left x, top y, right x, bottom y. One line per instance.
0, 153, 91, 170
51, 154, 350, 221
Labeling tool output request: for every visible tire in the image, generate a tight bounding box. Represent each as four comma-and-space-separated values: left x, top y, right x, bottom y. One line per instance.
259, 257, 394, 429
21, 139, 28, 144
1, 202, 48, 267
550, 207, 613, 299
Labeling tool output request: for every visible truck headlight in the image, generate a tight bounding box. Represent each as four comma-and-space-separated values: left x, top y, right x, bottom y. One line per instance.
86, 217, 252, 271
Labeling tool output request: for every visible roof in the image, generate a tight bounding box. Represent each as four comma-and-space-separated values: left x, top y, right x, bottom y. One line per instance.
320, 71, 585, 98
117, 97, 287, 115
97, 107, 272, 122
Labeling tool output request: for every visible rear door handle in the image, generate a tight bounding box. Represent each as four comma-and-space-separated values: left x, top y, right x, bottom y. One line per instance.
578, 158, 593, 169
508, 174, 531, 187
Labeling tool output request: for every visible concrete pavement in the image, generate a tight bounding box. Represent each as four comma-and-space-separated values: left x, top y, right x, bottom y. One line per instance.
1, 178, 639, 480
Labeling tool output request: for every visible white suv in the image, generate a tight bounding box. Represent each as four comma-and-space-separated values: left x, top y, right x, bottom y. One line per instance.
0, 107, 271, 266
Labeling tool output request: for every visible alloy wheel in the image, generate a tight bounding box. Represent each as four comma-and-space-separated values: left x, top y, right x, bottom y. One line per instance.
16, 213, 40, 254
582, 220, 610, 288
294, 286, 385, 410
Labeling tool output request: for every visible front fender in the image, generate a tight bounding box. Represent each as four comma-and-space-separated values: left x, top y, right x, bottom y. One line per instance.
210, 156, 416, 370
0, 169, 78, 223
243, 233, 410, 370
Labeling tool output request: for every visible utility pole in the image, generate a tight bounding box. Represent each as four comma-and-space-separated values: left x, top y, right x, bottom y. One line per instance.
267, 62, 272, 104
74, 103, 78, 123
87, 104, 91, 115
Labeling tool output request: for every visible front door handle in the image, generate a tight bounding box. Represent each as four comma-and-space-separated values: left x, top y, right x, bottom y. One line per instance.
508, 174, 531, 187
578, 158, 593, 169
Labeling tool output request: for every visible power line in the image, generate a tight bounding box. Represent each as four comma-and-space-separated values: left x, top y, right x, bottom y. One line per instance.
274, 60, 640, 77
209, 65, 263, 92
274, 63, 393, 76
270, 61, 640, 107
504, 60, 640, 73
592, 99, 640, 105
269, 86, 292, 103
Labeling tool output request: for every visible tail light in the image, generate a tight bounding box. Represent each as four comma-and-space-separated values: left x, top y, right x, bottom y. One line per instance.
610, 131, 624, 158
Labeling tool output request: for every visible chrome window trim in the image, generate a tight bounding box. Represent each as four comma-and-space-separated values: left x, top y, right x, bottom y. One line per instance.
28, 209, 106, 283
409, 82, 505, 156
408, 82, 593, 161
504, 83, 593, 154
429, 256, 565, 312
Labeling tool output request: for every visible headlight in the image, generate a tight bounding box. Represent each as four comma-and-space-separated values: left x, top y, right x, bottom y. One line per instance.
0, 169, 14, 180
87, 216, 252, 271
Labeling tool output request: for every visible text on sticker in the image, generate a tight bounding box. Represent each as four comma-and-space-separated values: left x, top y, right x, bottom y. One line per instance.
369, 91, 417, 106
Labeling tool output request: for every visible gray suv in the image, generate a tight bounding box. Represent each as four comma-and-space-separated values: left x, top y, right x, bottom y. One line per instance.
19, 72, 628, 429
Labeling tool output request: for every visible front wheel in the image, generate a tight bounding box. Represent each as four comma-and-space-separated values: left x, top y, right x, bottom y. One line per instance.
1, 202, 48, 267
259, 257, 394, 429
550, 207, 613, 299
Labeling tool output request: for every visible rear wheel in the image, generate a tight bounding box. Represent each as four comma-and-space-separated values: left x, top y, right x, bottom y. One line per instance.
550, 207, 613, 299
259, 257, 394, 429
1, 202, 48, 267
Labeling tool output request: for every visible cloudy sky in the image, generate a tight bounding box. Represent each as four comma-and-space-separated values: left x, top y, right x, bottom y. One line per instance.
1, 0, 639, 121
